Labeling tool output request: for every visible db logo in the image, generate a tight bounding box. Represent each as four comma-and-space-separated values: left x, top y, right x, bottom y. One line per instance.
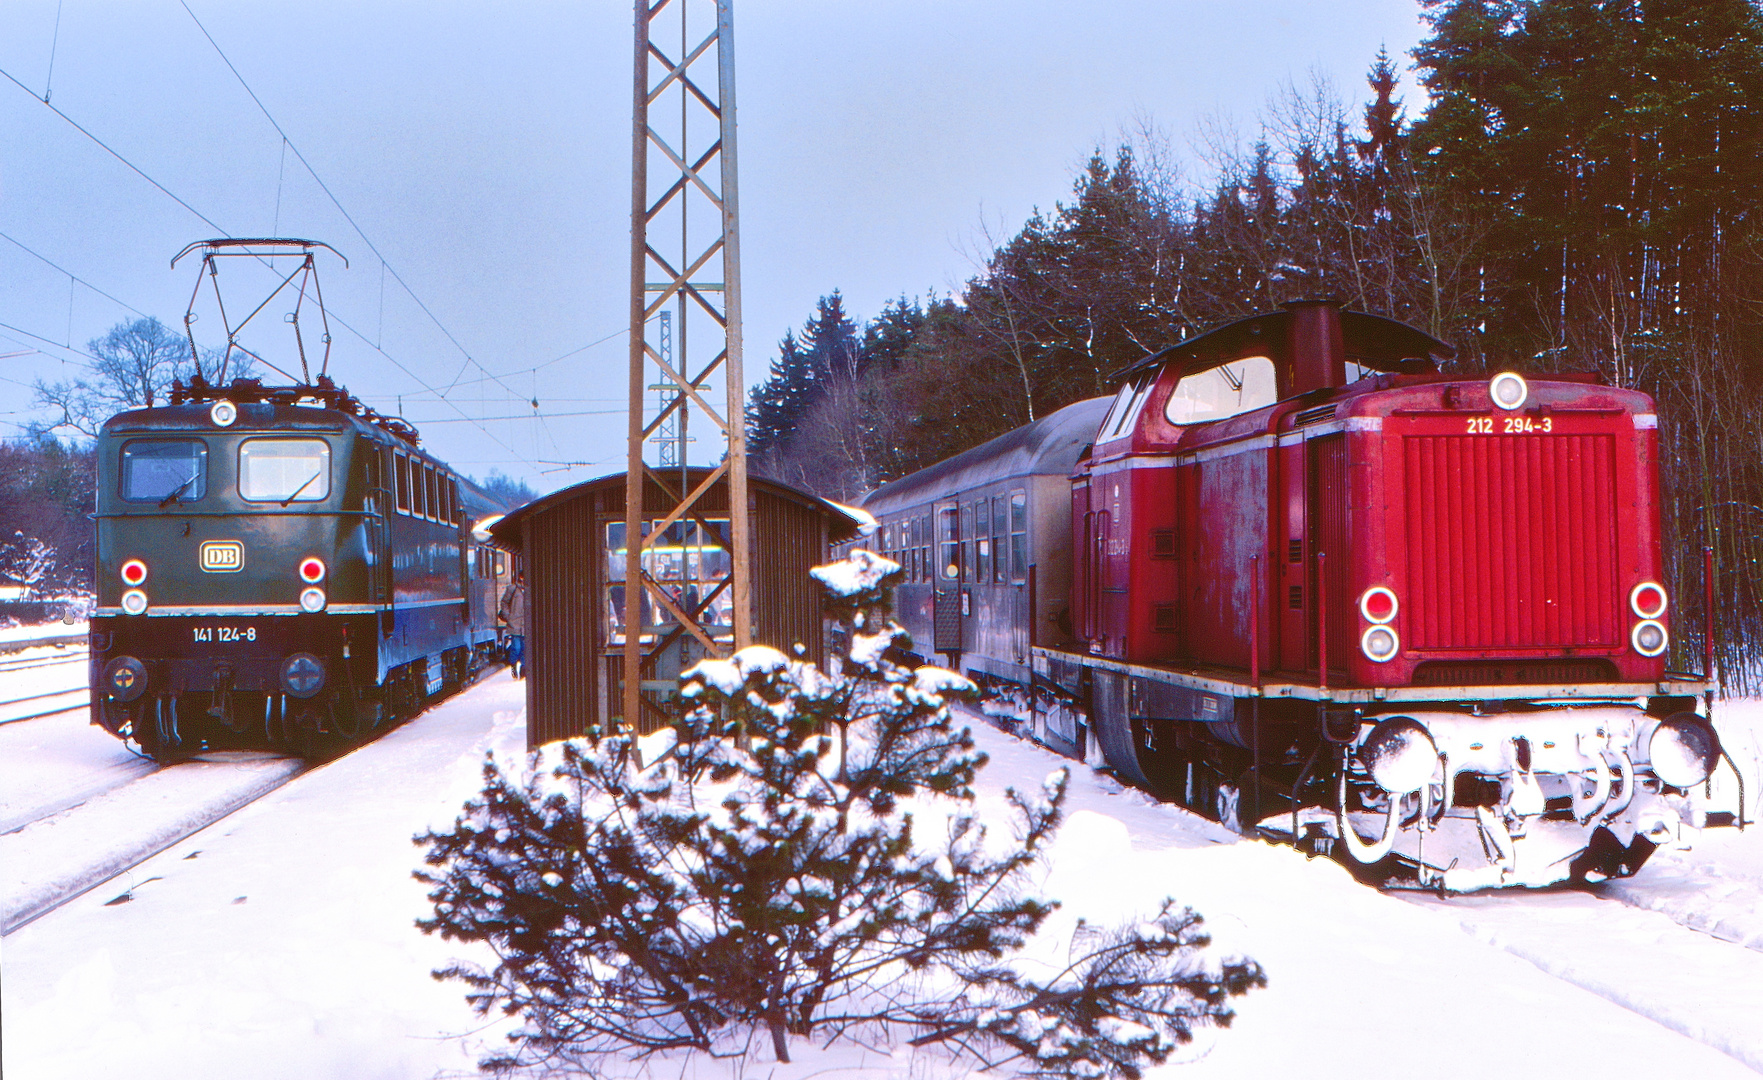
200, 540, 245, 572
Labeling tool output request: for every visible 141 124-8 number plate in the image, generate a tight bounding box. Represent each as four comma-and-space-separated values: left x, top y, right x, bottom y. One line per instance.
192, 625, 257, 643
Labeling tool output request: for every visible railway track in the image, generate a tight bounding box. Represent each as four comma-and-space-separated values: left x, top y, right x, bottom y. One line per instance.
1397, 848, 1763, 1072
0, 750, 306, 934
0, 642, 91, 725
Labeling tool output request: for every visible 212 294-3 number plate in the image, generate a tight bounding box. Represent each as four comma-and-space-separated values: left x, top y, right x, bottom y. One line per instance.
1466, 415, 1552, 434
192, 626, 257, 643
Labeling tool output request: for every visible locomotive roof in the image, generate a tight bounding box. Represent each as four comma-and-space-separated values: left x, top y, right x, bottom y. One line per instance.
1119, 304, 1455, 381
103, 401, 358, 436
861, 396, 1112, 515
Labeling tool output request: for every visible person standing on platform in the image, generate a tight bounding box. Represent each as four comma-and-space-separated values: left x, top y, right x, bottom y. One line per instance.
499, 570, 528, 678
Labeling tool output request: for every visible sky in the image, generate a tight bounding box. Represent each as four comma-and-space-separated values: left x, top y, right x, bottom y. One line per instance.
1, 1, 1432, 495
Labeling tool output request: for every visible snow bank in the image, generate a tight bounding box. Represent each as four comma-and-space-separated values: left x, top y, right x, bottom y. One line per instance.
6, 682, 1761, 1079
1, 674, 529, 1080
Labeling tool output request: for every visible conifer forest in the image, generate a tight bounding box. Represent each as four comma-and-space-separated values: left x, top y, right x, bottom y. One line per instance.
745, 0, 1763, 690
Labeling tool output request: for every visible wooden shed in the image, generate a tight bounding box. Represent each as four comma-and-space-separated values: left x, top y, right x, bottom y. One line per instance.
489, 468, 865, 747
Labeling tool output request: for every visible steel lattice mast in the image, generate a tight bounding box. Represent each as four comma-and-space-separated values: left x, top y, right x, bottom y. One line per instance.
624, 0, 750, 731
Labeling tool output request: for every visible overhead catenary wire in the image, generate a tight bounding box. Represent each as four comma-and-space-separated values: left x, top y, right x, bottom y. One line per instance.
178, 0, 523, 406
0, 62, 542, 470
1, 230, 153, 322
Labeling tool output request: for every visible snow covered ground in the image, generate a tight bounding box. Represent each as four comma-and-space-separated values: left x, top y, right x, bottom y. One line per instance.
3, 671, 1763, 1078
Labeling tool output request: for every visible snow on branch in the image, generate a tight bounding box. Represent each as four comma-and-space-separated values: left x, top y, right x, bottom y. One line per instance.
414, 553, 1261, 1076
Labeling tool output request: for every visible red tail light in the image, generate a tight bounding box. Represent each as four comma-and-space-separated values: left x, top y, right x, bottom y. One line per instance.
120, 559, 148, 587
300, 557, 326, 583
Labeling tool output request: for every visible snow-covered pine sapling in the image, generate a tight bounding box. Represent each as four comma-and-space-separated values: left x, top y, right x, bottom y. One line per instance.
415, 550, 1261, 1077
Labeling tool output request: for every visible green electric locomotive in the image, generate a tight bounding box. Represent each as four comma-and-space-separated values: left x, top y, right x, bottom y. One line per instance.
89, 376, 512, 760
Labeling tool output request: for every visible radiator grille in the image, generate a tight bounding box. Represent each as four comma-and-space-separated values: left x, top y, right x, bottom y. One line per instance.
1403, 434, 1621, 649
1411, 659, 1620, 686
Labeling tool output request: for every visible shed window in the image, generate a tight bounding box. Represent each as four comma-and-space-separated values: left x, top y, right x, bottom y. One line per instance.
239, 438, 330, 503
604, 519, 733, 643
121, 439, 207, 503
1009, 491, 1028, 581
1163, 357, 1279, 426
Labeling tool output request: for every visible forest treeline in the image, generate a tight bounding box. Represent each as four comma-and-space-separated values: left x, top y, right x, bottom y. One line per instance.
745, 0, 1763, 689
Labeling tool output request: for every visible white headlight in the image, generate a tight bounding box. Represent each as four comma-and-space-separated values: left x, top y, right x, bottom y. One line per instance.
1359, 717, 1438, 794
1489, 371, 1528, 411
1361, 624, 1400, 662
299, 587, 327, 613
121, 589, 149, 615
1631, 620, 1668, 657
1644, 713, 1718, 788
210, 400, 238, 427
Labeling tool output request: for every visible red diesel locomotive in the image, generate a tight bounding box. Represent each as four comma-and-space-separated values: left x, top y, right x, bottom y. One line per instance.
861, 301, 1732, 891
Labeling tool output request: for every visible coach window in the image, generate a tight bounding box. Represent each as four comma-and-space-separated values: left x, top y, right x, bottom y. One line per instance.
938, 508, 960, 581
961, 503, 975, 582
121, 439, 207, 503
995, 497, 1009, 582
975, 498, 992, 582
1164, 356, 1278, 425
1009, 491, 1028, 582
239, 438, 331, 503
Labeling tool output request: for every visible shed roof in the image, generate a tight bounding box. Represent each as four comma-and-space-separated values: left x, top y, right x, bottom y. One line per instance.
488, 468, 867, 547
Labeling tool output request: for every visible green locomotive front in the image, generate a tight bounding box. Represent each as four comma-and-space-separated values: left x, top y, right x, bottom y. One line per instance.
90, 383, 508, 759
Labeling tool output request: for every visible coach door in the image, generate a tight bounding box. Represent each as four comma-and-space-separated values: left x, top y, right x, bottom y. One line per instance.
933, 502, 962, 654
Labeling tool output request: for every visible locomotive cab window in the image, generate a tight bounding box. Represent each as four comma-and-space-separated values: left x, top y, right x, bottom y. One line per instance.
121, 439, 208, 503
1100, 376, 1153, 441
238, 438, 331, 503
394, 454, 410, 513
1163, 356, 1278, 425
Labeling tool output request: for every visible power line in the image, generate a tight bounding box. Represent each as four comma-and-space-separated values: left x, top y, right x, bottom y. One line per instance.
178, 2, 500, 392
0, 63, 227, 234
1, 64, 540, 470
0, 230, 152, 321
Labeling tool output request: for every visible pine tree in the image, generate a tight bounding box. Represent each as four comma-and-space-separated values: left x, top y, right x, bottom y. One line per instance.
416, 551, 1262, 1075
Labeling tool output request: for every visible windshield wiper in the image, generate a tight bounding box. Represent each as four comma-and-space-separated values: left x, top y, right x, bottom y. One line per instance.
280, 471, 322, 507
158, 475, 197, 508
